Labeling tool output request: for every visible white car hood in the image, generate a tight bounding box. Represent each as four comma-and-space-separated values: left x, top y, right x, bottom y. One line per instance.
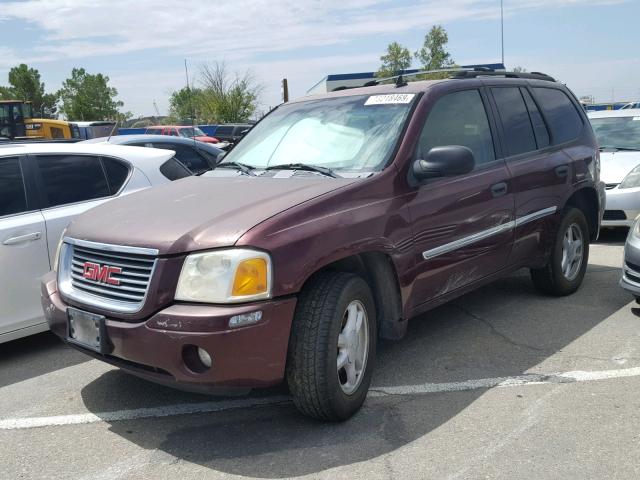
600, 151, 640, 184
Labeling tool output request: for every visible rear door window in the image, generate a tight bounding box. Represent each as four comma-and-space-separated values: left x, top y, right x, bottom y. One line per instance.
0, 156, 28, 217
36, 155, 110, 208
491, 87, 537, 156
521, 88, 550, 149
533, 87, 584, 144
418, 89, 496, 166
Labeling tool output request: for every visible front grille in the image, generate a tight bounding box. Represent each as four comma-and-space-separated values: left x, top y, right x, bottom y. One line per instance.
605, 183, 619, 190
603, 210, 626, 221
59, 238, 158, 313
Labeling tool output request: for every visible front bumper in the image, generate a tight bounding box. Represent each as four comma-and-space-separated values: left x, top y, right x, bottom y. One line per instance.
620, 231, 640, 297
41, 272, 297, 392
603, 185, 640, 227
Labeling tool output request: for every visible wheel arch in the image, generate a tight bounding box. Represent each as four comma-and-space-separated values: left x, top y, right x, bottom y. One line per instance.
565, 187, 600, 241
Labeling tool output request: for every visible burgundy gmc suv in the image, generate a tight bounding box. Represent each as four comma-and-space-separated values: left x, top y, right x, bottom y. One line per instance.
42, 71, 605, 421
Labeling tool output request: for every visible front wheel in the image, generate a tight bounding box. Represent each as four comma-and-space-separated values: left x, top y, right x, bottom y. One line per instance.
530, 207, 589, 296
286, 271, 377, 421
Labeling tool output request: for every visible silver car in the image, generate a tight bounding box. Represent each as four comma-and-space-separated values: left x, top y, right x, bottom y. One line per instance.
589, 109, 640, 227
0, 143, 190, 343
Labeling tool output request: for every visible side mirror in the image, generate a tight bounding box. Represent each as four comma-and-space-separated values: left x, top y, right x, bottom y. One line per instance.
413, 146, 475, 180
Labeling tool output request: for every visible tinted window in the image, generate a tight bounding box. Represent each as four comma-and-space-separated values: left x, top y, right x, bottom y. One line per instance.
419, 90, 495, 166
102, 157, 130, 193
533, 88, 583, 144
160, 158, 192, 181
50, 127, 65, 139
36, 155, 110, 207
492, 87, 537, 156
521, 88, 550, 148
152, 144, 208, 173
0, 157, 28, 217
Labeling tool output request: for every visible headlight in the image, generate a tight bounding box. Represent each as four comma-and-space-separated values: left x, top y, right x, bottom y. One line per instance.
175, 249, 272, 303
632, 217, 640, 238
619, 164, 640, 189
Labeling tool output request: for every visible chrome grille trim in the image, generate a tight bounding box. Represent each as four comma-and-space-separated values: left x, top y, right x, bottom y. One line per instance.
58, 237, 158, 314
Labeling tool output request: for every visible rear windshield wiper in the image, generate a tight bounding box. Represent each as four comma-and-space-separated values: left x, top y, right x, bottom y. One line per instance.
215, 161, 255, 176
264, 163, 337, 178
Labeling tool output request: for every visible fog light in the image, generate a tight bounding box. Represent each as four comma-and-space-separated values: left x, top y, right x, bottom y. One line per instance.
197, 347, 212, 368
229, 310, 263, 328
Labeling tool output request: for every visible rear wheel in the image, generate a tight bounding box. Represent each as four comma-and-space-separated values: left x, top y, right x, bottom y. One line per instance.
530, 207, 589, 296
286, 271, 376, 421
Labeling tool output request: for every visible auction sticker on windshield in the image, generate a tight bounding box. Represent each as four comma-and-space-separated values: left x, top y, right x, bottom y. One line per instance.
365, 94, 415, 105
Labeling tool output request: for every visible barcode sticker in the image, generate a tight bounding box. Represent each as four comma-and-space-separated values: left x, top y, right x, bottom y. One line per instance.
365, 94, 415, 105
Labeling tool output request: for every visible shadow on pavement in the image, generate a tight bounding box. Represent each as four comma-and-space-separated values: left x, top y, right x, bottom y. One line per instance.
0, 331, 89, 388
80, 263, 631, 478
596, 227, 628, 246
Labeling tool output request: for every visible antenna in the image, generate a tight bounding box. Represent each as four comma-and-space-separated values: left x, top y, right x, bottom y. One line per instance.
184, 59, 198, 150
500, 0, 505, 66
107, 118, 118, 143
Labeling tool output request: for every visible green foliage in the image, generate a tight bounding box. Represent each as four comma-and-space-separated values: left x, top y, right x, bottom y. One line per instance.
168, 86, 202, 123
377, 42, 412, 78
58, 68, 123, 121
414, 25, 455, 79
0, 64, 59, 118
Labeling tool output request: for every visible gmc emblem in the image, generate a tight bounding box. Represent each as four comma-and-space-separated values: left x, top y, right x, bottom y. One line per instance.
82, 262, 122, 286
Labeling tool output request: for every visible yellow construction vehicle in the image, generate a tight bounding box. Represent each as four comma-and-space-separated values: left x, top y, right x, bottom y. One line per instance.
0, 100, 80, 140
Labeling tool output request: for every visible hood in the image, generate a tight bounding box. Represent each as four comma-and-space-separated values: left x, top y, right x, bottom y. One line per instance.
67, 175, 356, 255
600, 151, 640, 184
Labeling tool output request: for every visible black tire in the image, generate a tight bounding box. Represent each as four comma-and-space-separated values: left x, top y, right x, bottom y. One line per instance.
530, 207, 589, 296
286, 271, 377, 421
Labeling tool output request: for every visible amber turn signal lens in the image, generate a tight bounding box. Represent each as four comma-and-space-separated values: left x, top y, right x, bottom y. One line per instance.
232, 258, 268, 297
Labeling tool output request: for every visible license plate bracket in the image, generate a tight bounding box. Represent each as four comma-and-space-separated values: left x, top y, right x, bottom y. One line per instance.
67, 307, 109, 354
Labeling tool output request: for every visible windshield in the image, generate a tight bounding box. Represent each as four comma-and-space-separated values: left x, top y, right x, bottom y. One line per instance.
590, 116, 640, 150
179, 127, 205, 137
222, 94, 416, 173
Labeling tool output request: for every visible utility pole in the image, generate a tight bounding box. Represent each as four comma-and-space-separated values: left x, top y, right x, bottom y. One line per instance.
501, 0, 505, 67
281, 78, 289, 103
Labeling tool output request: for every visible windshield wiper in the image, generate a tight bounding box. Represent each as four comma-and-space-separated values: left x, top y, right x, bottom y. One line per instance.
599, 146, 640, 152
264, 163, 337, 178
215, 161, 255, 176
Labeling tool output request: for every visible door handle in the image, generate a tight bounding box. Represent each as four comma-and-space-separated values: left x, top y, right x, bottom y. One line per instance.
2, 232, 42, 246
555, 165, 569, 178
490, 182, 508, 198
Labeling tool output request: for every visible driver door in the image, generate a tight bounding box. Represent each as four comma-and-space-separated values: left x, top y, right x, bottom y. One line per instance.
406, 88, 515, 311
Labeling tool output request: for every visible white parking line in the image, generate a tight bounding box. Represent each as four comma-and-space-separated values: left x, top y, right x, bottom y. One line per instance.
2, 366, 640, 431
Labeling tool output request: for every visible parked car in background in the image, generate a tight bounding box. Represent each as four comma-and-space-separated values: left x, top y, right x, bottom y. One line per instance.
212, 123, 252, 145
620, 217, 640, 299
144, 125, 221, 145
620, 102, 640, 110
589, 109, 640, 227
1, 143, 192, 344
73, 121, 117, 140
83, 135, 224, 174
44, 71, 604, 421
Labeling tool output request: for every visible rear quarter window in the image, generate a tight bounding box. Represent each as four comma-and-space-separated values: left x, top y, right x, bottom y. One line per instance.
160, 158, 192, 181
102, 157, 130, 194
533, 87, 584, 144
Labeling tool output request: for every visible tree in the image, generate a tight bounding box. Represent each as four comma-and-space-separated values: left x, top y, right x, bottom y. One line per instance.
512, 66, 527, 73
198, 62, 261, 123
415, 25, 455, 73
0, 64, 59, 117
377, 42, 412, 78
168, 86, 202, 123
58, 68, 124, 121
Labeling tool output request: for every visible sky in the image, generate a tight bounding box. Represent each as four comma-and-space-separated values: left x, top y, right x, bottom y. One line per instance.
0, 0, 638, 118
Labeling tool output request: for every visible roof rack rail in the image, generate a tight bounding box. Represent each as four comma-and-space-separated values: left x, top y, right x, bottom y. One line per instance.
330, 67, 556, 92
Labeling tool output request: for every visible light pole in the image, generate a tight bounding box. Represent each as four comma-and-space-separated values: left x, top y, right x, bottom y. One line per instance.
501, 0, 505, 66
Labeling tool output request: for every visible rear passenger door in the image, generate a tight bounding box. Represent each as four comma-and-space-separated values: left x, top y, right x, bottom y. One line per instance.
407, 88, 514, 309
32, 154, 131, 255
489, 85, 582, 266
0, 155, 50, 336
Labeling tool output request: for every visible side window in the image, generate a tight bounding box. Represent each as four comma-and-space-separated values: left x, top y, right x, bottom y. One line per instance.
418, 89, 495, 166
36, 155, 110, 208
532, 87, 584, 144
160, 158, 192, 181
102, 157, 130, 194
0, 157, 28, 217
491, 87, 537, 156
151, 143, 209, 173
50, 127, 65, 139
521, 88, 550, 149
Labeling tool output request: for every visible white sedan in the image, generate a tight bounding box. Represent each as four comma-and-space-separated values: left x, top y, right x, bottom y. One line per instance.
589, 109, 640, 227
0, 143, 191, 343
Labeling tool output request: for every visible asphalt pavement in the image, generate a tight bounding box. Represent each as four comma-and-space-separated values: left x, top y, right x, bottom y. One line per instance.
1, 229, 639, 480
